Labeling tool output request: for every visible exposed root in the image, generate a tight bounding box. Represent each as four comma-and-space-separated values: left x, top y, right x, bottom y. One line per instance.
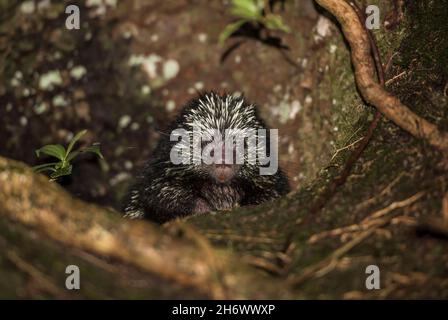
308, 192, 425, 244
288, 228, 376, 287
0, 156, 266, 299
290, 192, 424, 287
353, 172, 408, 212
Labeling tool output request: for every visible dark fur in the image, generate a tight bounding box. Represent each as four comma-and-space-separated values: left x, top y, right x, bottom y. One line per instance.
123, 92, 290, 223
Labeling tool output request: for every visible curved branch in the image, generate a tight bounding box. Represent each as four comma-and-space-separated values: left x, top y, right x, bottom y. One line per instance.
315, 0, 448, 152
0, 156, 281, 299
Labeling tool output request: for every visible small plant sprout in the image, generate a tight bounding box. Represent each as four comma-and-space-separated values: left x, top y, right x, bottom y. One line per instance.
219, 0, 291, 45
33, 130, 104, 180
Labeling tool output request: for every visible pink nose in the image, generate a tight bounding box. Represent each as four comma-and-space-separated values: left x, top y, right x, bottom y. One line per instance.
213, 164, 234, 183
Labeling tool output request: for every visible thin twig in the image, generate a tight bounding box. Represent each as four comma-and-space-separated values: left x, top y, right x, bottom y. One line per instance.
385, 71, 407, 86
329, 137, 364, 163
308, 192, 425, 244
289, 228, 376, 286
291, 192, 424, 286
354, 172, 407, 212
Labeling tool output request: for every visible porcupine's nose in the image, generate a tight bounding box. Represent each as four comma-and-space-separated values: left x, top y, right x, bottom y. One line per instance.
212, 143, 238, 183
213, 164, 235, 183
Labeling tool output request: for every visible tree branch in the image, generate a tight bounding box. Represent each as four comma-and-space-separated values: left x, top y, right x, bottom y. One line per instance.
0, 156, 280, 299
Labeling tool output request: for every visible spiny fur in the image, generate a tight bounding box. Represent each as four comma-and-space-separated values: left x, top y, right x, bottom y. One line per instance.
122, 92, 290, 223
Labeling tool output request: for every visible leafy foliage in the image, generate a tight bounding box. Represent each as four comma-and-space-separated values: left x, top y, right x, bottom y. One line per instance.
219, 0, 291, 45
33, 130, 104, 180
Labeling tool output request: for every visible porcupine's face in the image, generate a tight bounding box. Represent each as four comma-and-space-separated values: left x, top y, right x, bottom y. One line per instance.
181, 92, 265, 184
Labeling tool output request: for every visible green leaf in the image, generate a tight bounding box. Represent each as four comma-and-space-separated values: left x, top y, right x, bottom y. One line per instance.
33, 163, 59, 173
81, 144, 104, 159
66, 144, 104, 162
230, 7, 261, 20
65, 150, 80, 163
36, 167, 57, 174
219, 20, 247, 45
66, 129, 88, 158
262, 14, 291, 33
231, 0, 263, 18
229, 0, 263, 19
35, 144, 66, 160
50, 165, 72, 179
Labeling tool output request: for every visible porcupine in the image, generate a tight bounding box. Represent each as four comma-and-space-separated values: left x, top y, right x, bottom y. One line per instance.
122, 92, 290, 223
